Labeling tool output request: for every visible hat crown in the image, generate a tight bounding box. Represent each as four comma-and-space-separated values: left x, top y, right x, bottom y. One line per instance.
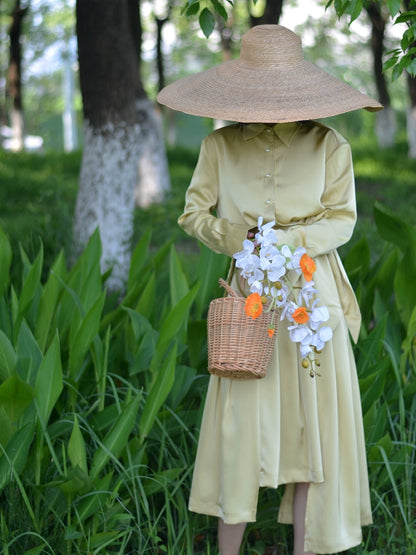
240, 25, 304, 69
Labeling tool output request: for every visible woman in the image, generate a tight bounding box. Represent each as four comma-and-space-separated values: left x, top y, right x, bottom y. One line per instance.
157, 25, 382, 555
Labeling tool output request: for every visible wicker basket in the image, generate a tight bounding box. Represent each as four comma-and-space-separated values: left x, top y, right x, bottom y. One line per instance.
207, 278, 276, 380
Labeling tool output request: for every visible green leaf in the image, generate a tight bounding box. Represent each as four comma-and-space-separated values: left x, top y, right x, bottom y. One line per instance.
374, 201, 416, 252
127, 229, 151, 291
199, 7, 215, 37
153, 282, 199, 368
0, 330, 17, 381
345, 0, 362, 24
394, 10, 416, 24
383, 54, 400, 73
143, 467, 183, 496
68, 292, 106, 381
0, 421, 35, 491
212, 0, 228, 21
401, 27, 415, 52
34, 334, 63, 427
68, 415, 88, 474
169, 245, 189, 306
0, 373, 34, 424
402, 304, 416, 356
359, 358, 389, 415
194, 243, 228, 320
140, 342, 177, 442
387, 0, 402, 17
394, 247, 416, 326
135, 272, 156, 320
333, 0, 350, 17
392, 56, 408, 81
405, 56, 416, 77
168, 364, 197, 409
90, 395, 140, 480
18, 245, 44, 317
0, 226, 12, 298
77, 471, 113, 520
342, 235, 370, 281
16, 321, 43, 387
35, 251, 66, 352
186, 1, 200, 16
58, 466, 91, 496
356, 315, 387, 376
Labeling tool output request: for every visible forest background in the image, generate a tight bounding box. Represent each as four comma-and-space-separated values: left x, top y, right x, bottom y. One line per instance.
0, 0, 415, 554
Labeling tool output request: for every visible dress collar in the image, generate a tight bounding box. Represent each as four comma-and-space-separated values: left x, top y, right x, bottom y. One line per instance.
242, 122, 300, 146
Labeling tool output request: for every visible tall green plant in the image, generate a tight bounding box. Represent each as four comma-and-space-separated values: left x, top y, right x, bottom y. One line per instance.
0, 226, 226, 554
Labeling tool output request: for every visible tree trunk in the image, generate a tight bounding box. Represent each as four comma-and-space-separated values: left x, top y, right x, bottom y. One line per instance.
134, 0, 171, 207
366, 2, 396, 148
135, 98, 171, 207
75, 0, 145, 292
403, 0, 416, 157
6, 0, 27, 152
250, 0, 284, 26
407, 75, 416, 157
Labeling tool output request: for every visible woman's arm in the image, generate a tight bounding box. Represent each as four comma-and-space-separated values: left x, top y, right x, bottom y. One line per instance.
273, 141, 357, 257
178, 135, 249, 257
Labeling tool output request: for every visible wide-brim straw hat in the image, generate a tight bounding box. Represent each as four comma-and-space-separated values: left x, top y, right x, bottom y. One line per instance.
157, 24, 382, 123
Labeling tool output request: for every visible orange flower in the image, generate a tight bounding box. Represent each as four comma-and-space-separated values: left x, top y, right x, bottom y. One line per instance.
267, 326, 275, 338
245, 293, 263, 319
300, 253, 316, 282
292, 306, 309, 324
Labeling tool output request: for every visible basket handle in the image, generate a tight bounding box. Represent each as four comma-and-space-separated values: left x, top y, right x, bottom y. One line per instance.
218, 278, 241, 298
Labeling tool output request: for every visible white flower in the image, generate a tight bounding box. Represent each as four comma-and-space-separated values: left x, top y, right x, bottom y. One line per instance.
310, 305, 330, 330
234, 238, 255, 258
266, 256, 287, 282
256, 218, 276, 247
300, 343, 313, 359
280, 244, 292, 259
298, 280, 318, 306
232, 217, 333, 376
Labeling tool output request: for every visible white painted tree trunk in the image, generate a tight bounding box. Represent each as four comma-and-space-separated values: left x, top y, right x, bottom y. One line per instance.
375, 106, 396, 148
73, 120, 142, 292
10, 107, 24, 151
407, 107, 416, 158
134, 98, 171, 208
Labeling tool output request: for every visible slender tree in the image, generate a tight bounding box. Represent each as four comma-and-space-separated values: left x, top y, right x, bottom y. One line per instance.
249, 0, 284, 26
366, 1, 396, 147
6, 0, 28, 151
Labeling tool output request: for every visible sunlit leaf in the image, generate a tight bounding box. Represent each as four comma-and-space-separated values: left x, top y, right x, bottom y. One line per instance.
199, 7, 215, 37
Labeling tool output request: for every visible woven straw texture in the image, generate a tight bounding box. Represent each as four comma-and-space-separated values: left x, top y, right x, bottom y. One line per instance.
207, 279, 275, 380
157, 25, 383, 123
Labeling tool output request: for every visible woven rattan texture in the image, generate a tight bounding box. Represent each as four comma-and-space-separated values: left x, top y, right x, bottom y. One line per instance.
207, 285, 275, 380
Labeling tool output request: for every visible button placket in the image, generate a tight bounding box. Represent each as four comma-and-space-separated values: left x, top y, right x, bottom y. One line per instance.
263, 132, 275, 218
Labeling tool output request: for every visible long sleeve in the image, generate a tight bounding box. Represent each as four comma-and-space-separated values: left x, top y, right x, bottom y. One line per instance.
273, 141, 356, 257
178, 135, 249, 257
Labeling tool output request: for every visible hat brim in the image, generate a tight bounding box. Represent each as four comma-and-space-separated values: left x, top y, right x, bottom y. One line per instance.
157, 58, 382, 123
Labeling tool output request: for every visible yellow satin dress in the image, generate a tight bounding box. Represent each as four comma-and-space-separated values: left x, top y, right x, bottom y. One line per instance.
178, 121, 372, 554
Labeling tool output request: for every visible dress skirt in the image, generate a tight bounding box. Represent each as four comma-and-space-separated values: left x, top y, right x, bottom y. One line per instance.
188, 256, 372, 554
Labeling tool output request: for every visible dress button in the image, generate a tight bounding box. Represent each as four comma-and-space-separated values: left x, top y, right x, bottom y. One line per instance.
266, 128, 271, 133
266, 200, 271, 205
265, 173, 271, 178
265, 148, 270, 152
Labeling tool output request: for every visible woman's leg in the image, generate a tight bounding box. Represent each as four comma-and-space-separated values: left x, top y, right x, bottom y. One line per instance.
218, 518, 246, 555
293, 483, 315, 555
